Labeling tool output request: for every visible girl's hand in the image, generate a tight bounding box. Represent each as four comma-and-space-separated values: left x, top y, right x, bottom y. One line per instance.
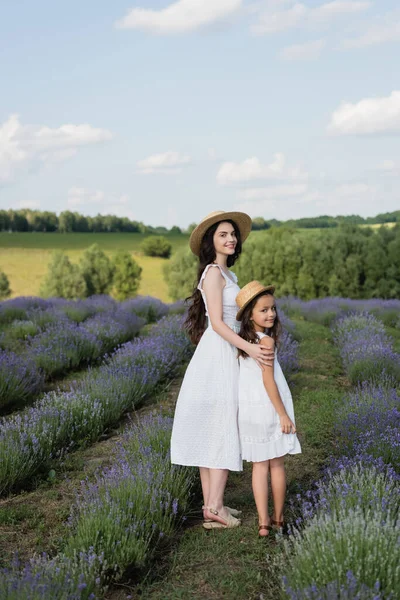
279, 414, 296, 434
246, 342, 274, 368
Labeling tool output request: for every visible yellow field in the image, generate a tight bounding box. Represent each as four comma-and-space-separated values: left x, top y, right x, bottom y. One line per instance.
0, 249, 171, 302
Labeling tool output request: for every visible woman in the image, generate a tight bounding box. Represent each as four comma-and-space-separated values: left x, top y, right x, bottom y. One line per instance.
171, 211, 274, 529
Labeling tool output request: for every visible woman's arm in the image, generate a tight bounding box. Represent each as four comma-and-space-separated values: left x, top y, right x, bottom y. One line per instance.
202, 267, 274, 366
259, 337, 296, 434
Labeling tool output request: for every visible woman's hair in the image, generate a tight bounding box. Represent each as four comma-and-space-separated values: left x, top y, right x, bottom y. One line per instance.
237, 291, 282, 358
184, 219, 243, 345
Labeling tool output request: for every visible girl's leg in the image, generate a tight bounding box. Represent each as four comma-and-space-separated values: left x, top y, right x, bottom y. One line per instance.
269, 456, 286, 522
199, 467, 210, 507
252, 460, 270, 531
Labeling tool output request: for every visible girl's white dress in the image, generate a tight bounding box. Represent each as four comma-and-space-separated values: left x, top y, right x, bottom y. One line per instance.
238, 331, 301, 462
171, 264, 242, 471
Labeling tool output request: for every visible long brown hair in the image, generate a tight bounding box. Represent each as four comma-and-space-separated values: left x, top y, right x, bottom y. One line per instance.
184, 219, 243, 345
238, 291, 282, 358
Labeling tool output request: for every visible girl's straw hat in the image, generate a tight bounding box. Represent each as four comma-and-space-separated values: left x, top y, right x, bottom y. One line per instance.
189, 210, 252, 256
236, 281, 275, 321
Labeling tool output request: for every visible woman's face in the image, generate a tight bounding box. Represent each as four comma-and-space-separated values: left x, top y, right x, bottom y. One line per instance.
213, 221, 237, 257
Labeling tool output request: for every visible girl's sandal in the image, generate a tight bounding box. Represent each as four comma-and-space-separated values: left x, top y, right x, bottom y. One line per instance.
271, 519, 285, 532
202, 507, 241, 529
258, 524, 272, 537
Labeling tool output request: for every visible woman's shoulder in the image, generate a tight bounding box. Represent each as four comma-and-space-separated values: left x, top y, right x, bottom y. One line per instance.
198, 263, 225, 290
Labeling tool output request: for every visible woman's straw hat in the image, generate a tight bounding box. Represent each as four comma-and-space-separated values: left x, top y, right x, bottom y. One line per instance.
236, 281, 275, 321
189, 210, 252, 256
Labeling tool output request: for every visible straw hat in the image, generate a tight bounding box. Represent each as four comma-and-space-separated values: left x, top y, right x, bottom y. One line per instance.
236, 281, 275, 321
189, 210, 252, 256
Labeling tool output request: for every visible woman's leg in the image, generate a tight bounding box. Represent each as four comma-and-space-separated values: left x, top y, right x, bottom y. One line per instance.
252, 460, 270, 531
203, 468, 230, 523
269, 456, 286, 522
199, 467, 210, 507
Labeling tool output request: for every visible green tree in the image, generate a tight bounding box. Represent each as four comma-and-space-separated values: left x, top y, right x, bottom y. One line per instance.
58, 211, 76, 233
40, 252, 87, 299
0, 271, 11, 299
141, 236, 172, 258
163, 247, 198, 301
79, 244, 113, 296
185, 222, 197, 234
169, 225, 182, 235
112, 251, 142, 300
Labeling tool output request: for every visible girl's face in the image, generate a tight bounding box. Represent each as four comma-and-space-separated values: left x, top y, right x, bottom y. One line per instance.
250, 294, 276, 332
213, 221, 237, 257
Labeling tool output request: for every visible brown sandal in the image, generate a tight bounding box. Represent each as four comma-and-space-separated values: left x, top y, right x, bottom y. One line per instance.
258, 524, 272, 537
271, 519, 284, 531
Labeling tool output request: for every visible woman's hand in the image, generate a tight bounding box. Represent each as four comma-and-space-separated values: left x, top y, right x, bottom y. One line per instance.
246, 342, 274, 368
279, 413, 296, 434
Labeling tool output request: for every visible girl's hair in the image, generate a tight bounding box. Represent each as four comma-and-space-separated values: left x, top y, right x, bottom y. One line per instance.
184, 219, 243, 345
238, 291, 282, 358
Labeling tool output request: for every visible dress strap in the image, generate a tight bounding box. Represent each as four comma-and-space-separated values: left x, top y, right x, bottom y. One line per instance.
256, 331, 268, 340
197, 264, 225, 291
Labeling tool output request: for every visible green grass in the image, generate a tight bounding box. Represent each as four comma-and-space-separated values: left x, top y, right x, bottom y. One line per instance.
0, 232, 190, 301
120, 319, 346, 600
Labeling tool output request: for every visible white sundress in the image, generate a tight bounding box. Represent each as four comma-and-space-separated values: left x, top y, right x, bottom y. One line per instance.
238, 331, 302, 462
170, 263, 242, 471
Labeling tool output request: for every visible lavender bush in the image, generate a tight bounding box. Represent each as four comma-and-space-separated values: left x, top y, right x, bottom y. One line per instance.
1, 415, 195, 599
28, 323, 103, 378
278, 296, 400, 328
334, 382, 400, 471
0, 350, 44, 410
283, 507, 400, 599
333, 313, 400, 384
122, 295, 169, 323
283, 570, 392, 600
290, 461, 400, 527
0, 550, 105, 600
66, 414, 195, 584
0, 315, 193, 494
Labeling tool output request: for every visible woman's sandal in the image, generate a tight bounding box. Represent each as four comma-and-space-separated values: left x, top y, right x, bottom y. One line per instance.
202, 507, 241, 529
258, 524, 273, 537
202, 505, 242, 523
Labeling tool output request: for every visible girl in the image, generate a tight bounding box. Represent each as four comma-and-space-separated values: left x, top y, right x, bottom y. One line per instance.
236, 281, 301, 537
171, 212, 274, 530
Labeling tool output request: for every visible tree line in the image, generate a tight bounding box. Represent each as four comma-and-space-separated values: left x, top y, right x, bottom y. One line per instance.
1, 208, 399, 234
0, 209, 183, 235
164, 224, 400, 300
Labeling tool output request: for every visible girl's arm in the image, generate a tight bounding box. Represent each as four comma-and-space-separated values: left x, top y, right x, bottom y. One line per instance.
259, 337, 296, 434
203, 267, 274, 366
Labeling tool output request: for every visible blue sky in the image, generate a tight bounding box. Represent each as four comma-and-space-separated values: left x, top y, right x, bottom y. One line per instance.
0, 0, 399, 228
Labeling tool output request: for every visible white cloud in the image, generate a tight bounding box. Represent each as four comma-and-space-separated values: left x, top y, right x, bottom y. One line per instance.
378, 159, 400, 175
115, 0, 242, 34
234, 180, 381, 220
237, 183, 308, 200
341, 10, 400, 49
280, 38, 326, 60
328, 91, 400, 135
137, 151, 191, 174
15, 200, 41, 210
67, 187, 129, 210
311, 1, 371, 22
217, 153, 308, 186
0, 114, 112, 185
253, 0, 370, 34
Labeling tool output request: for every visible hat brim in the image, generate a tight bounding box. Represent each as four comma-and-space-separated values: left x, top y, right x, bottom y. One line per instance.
189, 211, 252, 256
236, 285, 276, 321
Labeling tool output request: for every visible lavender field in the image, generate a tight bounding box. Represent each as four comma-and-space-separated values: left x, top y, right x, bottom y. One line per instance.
0, 294, 399, 599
